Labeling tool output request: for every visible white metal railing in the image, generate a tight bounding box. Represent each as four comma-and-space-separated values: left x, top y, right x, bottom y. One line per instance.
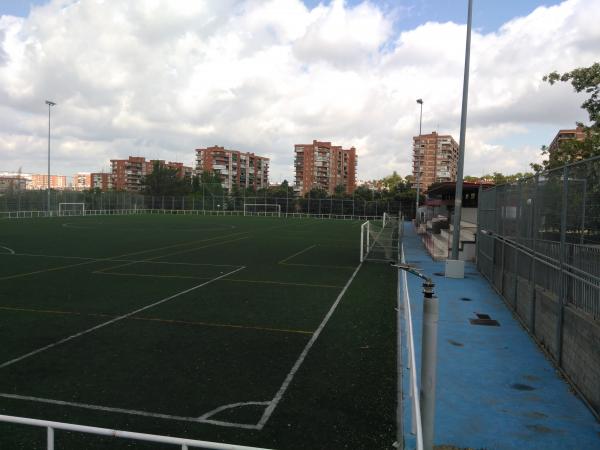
0, 415, 272, 450
398, 244, 424, 450
0, 209, 384, 222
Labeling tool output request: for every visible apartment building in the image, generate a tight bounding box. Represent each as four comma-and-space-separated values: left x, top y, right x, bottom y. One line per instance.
73, 173, 92, 190
29, 174, 68, 190
0, 176, 27, 193
294, 140, 357, 195
548, 126, 586, 154
110, 157, 192, 191
91, 173, 111, 191
195, 146, 269, 191
412, 132, 459, 192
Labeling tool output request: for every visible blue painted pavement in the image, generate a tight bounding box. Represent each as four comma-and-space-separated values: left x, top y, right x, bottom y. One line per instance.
401, 223, 600, 450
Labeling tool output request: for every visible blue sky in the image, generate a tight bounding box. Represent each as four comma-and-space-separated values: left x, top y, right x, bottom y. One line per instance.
3, 0, 563, 32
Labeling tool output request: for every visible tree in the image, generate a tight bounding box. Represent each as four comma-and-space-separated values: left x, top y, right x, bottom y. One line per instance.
142, 161, 190, 196
533, 62, 600, 171
333, 184, 347, 198
304, 187, 328, 199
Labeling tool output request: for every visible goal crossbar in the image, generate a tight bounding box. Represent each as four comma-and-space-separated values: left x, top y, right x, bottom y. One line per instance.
58, 202, 86, 216
243, 203, 281, 217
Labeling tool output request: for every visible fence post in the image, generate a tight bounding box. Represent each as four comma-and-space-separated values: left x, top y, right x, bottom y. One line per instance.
512, 181, 522, 308
47, 426, 54, 450
556, 166, 569, 366
420, 279, 438, 450
529, 175, 539, 333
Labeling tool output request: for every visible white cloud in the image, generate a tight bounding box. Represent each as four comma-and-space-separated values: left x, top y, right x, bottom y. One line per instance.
0, 0, 599, 181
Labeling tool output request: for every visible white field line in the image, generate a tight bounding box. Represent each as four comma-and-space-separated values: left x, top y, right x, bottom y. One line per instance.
0, 393, 260, 430
3, 252, 240, 268
198, 401, 270, 421
0, 266, 245, 369
256, 261, 363, 429
0, 246, 15, 255
278, 244, 316, 264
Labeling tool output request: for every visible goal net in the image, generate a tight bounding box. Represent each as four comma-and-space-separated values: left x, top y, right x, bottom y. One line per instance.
360, 214, 399, 263
243, 203, 281, 217
58, 203, 86, 216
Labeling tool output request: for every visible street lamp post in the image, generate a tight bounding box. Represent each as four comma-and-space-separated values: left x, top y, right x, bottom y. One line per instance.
45, 100, 56, 215
446, 0, 473, 278
415, 99, 423, 224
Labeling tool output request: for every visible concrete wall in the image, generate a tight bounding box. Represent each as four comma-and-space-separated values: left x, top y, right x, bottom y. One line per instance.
562, 306, 600, 413
505, 281, 600, 416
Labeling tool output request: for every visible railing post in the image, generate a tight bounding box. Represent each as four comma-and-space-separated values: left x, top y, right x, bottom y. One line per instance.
420, 279, 438, 450
47, 426, 54, 450
557, 166, 569, 366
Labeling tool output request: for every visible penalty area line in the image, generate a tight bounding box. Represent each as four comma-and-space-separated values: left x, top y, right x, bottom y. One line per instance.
0, 266, 246, 369
257, 261, 363, 429
0, 393, 260, 430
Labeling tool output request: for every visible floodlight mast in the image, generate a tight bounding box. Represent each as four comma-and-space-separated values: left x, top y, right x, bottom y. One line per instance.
450, 0, 472, 261
415, 98, 423, 224
45, 100, 56, 215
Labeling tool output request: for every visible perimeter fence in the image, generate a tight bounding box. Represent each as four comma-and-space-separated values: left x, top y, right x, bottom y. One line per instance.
0, 191, 415, 219
477, 155, 600, 417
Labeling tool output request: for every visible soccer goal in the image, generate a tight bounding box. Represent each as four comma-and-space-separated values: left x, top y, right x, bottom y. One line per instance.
243, 203, 282, 217
58, 202, 86, 216
360, 216, 399, 263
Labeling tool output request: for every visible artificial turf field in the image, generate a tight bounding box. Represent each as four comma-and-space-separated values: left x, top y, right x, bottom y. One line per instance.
0, 214, 397, 449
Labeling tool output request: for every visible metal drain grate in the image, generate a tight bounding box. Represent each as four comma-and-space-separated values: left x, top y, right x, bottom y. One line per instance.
469, 313, 500, 326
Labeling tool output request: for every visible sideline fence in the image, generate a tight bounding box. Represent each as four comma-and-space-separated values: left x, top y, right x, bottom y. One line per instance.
0, 191, 415, 219
477, 155, 600, 319
0, 414, 272, 450
0, 208, 385, 222
477, 155, 600, 418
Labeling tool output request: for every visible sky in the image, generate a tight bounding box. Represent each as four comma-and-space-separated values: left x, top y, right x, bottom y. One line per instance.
0, 0, 598, 183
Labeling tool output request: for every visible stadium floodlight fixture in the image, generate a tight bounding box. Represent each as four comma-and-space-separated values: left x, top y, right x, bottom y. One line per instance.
415, 98, 424, 224
45, 100, 57, 214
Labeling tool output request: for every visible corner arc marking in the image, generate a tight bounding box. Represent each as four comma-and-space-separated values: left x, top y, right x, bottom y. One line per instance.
0, 246, 15, 255
198, 401, 270, 421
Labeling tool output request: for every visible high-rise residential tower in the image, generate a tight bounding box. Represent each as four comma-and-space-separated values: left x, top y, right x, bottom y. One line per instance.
412, 132, 459, 192
195, 146, 269, 191
294, 140, 357, 195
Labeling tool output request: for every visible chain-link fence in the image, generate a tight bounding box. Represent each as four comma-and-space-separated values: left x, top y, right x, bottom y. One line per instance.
477, 155, 600, 417
0, 190, 416, 219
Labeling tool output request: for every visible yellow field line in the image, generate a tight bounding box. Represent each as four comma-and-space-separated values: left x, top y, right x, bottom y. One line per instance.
93, 272, 343, 288
131, 316, 313, 335
0, 306, 109, 318
0, 230, 249, 281
222, 279, 343, 289
96, 236, 250, 272
278, 245, 316, 264
0, 306, 312, 335
93, 272, 208, 280
280, 262, 356, 270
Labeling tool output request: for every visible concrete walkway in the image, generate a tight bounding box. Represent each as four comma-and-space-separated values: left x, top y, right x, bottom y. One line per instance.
401, 223, 600, 449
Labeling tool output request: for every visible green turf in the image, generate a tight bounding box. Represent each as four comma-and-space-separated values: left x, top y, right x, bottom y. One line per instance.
0, 214, 396, 449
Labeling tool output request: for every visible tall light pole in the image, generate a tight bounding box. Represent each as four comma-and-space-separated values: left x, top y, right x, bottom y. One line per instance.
447, 0, 472, 278
45, 100, 56, 214
415, 98, 424, 224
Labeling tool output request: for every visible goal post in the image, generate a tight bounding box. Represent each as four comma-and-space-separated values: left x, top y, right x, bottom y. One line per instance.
243, 203, 281, 217
360, 221, 370, 262
58, 203, 86, 216
361, 218, 400, 263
